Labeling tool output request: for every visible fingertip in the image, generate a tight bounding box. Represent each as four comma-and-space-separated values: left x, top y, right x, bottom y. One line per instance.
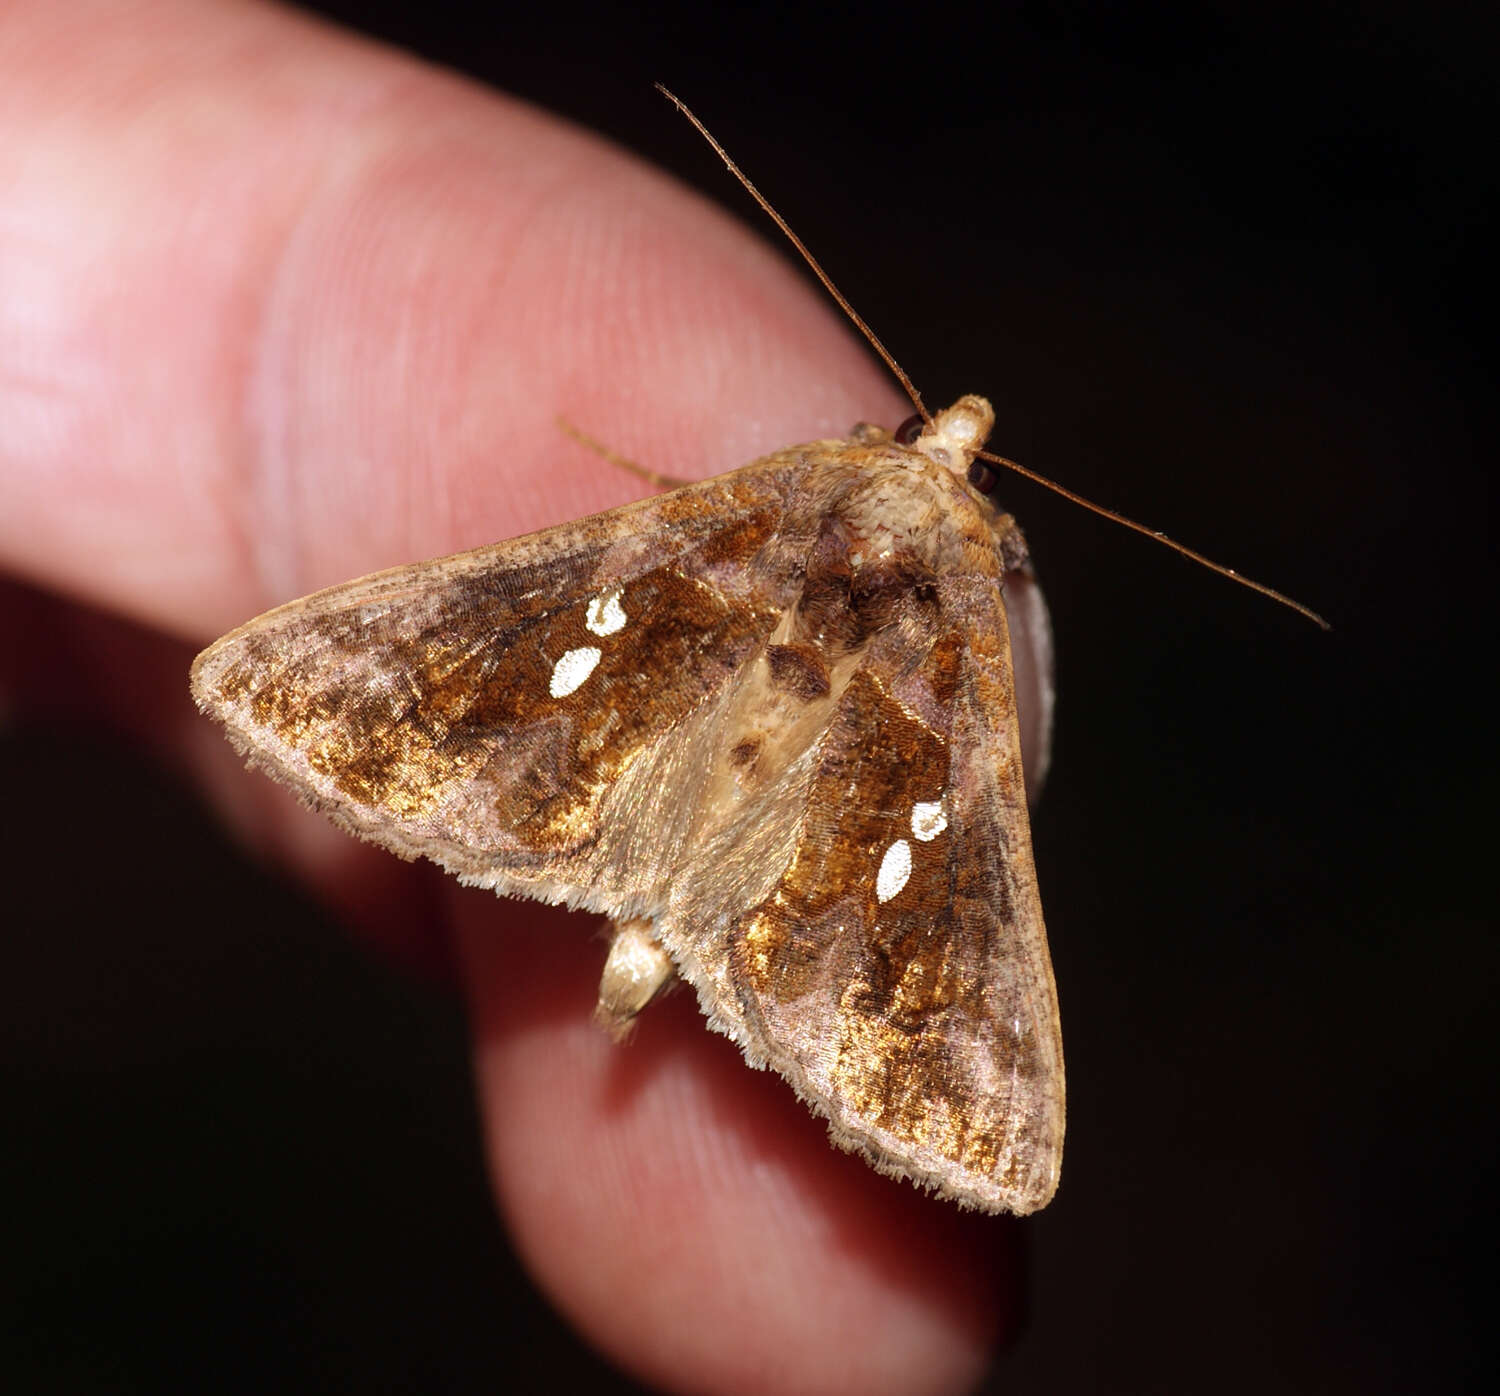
2, 0, 900, 647
452, 891, 1017, 1395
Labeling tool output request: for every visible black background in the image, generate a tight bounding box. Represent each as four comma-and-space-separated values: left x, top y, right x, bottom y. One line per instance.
4, 3, 1492, 1392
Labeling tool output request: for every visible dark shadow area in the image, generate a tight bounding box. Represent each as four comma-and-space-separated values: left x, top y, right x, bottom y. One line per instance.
0, 732, 644, 1394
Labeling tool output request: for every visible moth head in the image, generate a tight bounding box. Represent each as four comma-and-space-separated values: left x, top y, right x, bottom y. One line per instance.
902, 395, 999, 493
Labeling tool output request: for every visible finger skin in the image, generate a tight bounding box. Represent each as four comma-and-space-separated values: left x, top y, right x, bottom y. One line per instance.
1, 3, 1028, 1391
0, 0, 889, 637
455, 893, 1016, 1396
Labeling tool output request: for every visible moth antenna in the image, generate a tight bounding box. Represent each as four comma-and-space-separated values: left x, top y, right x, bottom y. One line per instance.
660, 85, 1327, 631
656, 84, 929, 425
977, 448, 1331, 629
557, 416, 691, 491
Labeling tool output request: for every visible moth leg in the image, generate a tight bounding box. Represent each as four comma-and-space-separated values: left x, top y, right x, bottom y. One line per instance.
556, 418, 692, 491
595, 917, 677, 1042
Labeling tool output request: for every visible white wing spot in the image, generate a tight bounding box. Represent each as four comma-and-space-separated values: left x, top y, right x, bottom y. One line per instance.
876, 839, 913, 903
549, 646, 602, 698
585, 589, 627, 636
911, 800, 947, 841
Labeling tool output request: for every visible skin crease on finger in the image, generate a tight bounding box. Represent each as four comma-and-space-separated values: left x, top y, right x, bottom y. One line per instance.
0, 2, 1038, 1391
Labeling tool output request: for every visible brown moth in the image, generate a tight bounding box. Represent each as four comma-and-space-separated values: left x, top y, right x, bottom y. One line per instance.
191, 393, 1066, 1214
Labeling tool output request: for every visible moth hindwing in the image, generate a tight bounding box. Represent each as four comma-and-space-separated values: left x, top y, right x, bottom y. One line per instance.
191, 395, 1064, 1214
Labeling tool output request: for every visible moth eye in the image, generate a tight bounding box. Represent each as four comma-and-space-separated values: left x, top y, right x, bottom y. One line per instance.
967, 459, 1002, 495
894, 413, 925, 446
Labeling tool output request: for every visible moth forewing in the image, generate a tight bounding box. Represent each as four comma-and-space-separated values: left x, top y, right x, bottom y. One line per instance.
191, 398, 1064, 1213
189, 461, 800, 895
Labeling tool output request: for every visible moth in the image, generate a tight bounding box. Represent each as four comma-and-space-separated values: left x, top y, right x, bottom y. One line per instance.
191, 393, 1066, 1215
192, 94, 1323, 1220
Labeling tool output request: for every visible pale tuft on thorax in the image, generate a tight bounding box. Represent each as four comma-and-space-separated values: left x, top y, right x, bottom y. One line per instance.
911, 396, 995, 476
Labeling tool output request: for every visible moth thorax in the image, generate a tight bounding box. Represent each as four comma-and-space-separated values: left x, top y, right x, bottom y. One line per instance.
912, 396, 995, 476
